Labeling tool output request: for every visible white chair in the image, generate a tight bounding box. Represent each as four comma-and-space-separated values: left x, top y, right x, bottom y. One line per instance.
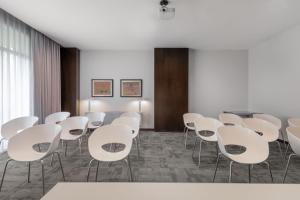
219, 113, 243, 126
59, 116, 88, 156
85, 112, 106, 131
87, 124, 133, 182
183, 113, 203, 148
288, 118, 300, 127
0, 124, 65, 194
192, 117, 223, 167
253, 113, 286, 146
112, 117, 140, 158
45, 112, 70, 124
283, 126, 300, 183
243, 118, 284, 167
120, 112, 141, 122
0, 116, 39, 146
213, 126, 272, 183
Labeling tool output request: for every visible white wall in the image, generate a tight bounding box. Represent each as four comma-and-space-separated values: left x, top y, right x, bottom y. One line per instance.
189, 50, 249, 117
80, 50, 154, 128
249, 24, 300, 123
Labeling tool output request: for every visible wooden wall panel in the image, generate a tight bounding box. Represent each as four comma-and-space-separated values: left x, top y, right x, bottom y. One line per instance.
155, 48, 188, 132
61, 48, 80, 116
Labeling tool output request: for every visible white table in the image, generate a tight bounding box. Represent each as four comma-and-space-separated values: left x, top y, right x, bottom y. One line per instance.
42, 182, 300, 200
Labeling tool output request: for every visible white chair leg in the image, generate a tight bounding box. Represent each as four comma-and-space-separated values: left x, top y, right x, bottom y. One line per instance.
27, 162, 31, 183
64, 141, 68, 157
78, 138, 82, 154
184, 128, 188, 148
228, 161, 234, 183
212, 153, 221, 182
198, 140, 204, 167
283, 154, 296, 183
41, 160, 45, 195
124, 157, 133, 182
55, 152, 66, 181
0, 159, 12, 192
87, 159, 95, 182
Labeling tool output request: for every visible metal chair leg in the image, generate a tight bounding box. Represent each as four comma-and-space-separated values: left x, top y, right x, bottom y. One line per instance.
192, 137, 198, 158
283, 154, 296, 183
212, 153, 221, 182
95, 161, 100, 182
41, 160, 45, 195
87, 159, 95, 182
124, 157, 133, 182
78, 138, 82, 154
55, 152, 66, 181
276, 141, 284, 168
264, 161, 273, 183
27, 162, 31, 183
198, 140, 204, 167
284, 144, 290, 159
138, 134, 141, 144
248, 164, 251, 183
64, 141, 68, 157
50, 154, 54, 167
0, 159, 12, 192
135, 138, 140, 159
228, 161, 234, 183
184, 128, 188, 148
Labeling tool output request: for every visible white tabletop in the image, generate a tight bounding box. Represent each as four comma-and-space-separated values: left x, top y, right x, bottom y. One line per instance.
42, 182, 300, 200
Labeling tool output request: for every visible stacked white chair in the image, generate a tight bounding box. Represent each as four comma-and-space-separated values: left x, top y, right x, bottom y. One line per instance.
112, 117, 140, 158
219, 113, 243, 126
87, 124, 133, 182
183, 113, 203, 148
213, 126, 272, 183
0, 124, 65, 195
283, 126, 300, 183
85, 112, 106, 132
0, 116, 39, 146
243, 118, 284, 166
59, 116, 88, 156
45, 112, 70, 124
193, 117, 223, 167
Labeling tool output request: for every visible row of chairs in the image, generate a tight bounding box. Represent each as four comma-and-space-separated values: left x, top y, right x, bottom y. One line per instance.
183, 112, 300, 182
0, 111, 141, 195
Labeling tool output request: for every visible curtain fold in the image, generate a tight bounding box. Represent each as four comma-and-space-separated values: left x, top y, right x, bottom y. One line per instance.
31, 30, 61, 123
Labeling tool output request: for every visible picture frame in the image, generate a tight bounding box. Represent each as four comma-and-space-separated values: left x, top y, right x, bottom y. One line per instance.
91, 79, 113, 97
120, 79, 143, 97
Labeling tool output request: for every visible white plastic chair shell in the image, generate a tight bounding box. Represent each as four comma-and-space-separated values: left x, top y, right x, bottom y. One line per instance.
1, 116, 39, 140
194, 117, 223, 142
45, 112, 70, 124
219, 113, 243, 127
243, 118, 279, 142
286, 126, 300, 155
112, 117, 140, 139
217, 126, 269, 164
59, 116, 88, 140
288, 118, 300, 127
7, 124, 62, 162
120, 112, 141, 124
183, 113, 203, 130
88, 124, 132, 162
253, 114, 282, 130
85, 112, 106, 129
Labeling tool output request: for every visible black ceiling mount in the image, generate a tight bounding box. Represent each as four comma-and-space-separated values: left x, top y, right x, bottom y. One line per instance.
160, 0, 169, 7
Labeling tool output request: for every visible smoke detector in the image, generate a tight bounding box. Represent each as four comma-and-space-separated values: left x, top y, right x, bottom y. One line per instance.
159, 0, 175, 20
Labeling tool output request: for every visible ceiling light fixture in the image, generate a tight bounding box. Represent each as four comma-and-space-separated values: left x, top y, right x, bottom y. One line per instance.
159, 0, 175, 20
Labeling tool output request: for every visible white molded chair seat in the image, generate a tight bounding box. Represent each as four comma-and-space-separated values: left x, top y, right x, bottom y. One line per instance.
0, 116, 38, 141
288, 118, 300, 127
193, 117, 223, 167
45, 112, 70, 124
219, 113, 243, 126
213, 126, 272, 183
120, 112, 141, 123
182, 113, 203, 148
0, 124, 65, 194
87, 125, 133, 182
85, 112, 106, 129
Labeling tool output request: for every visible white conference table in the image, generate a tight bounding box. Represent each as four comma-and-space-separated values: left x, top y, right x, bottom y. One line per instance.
42, 182, 300, 200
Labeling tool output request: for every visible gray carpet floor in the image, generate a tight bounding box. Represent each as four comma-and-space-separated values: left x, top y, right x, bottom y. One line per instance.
0, 131, 299, 200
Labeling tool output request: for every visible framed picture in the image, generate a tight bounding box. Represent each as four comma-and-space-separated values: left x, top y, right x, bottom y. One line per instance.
120, 79, 143, 97
91, 79, 113, 97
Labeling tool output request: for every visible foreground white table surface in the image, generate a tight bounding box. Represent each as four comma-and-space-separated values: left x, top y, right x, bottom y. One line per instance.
42, 182, 300, 200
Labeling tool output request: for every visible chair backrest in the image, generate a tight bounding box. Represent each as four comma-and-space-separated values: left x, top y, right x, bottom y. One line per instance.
217, 126, 269, 162
88, 124, 132, 160
219, 113, 243, 126
253, 114, 281, 129
183, 113, 203, 126
1, 116, 39, 140
59, 116, 88, 138
288, 118, 300, 127
7, 124, 62, 159
85, 112, 106, 128
286, 126, 300, 155
112, 117, 140, 138
243, 118, 279, 142
45, 112, 70, 124
194, 117, 223, 141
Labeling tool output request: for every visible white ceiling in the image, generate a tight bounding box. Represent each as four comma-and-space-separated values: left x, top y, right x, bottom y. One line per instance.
1, 0, 300, 50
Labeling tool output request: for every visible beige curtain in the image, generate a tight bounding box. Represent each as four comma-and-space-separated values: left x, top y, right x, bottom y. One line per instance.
31, 30, 61, 123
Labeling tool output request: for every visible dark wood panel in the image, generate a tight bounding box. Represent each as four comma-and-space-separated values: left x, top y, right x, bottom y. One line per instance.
155, 48, 188, 132
61, 48, 80, 116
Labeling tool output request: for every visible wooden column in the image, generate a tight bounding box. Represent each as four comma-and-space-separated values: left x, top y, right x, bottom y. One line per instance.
154, 48, 188, 132
61, 48, 80, 116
